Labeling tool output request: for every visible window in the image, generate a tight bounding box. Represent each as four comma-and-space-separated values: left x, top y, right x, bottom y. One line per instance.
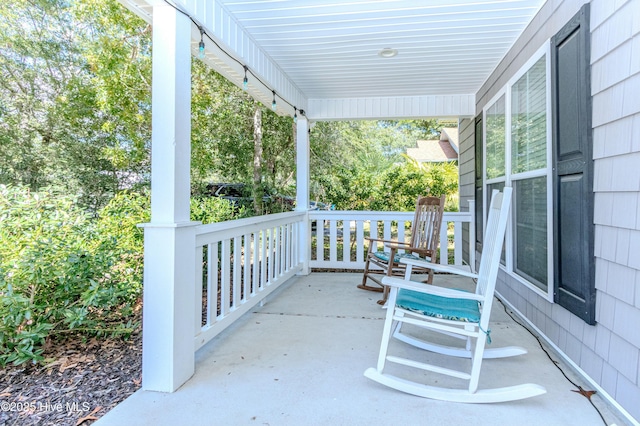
479, 6, 594, 322
511, 55, 549, 290
482, 45, 552, 298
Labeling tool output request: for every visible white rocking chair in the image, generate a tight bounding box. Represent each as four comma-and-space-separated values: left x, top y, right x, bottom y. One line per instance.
364, 188, 546, 403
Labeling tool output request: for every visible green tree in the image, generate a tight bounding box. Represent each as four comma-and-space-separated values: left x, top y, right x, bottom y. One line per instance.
0, 0, 152, 211
309, 120, 454, 210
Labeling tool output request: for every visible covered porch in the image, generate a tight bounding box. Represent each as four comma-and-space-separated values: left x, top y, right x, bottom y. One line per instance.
104, 0, 639, 423
96, 272, 622, 425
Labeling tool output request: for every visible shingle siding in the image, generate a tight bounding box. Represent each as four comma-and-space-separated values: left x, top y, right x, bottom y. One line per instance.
464, 0, 640, 421
458, 117, 474, 265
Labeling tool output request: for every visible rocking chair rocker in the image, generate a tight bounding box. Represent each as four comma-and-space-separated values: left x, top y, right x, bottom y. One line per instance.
364, 188, 546, 403
358, 195, 445, 305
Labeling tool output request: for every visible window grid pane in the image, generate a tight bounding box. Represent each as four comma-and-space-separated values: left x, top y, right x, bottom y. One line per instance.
512, 56, 547, 174
486, 95, 506, 179
514, 177, 547, 289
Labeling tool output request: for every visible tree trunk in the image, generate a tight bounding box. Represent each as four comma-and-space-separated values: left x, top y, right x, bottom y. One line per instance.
253, 107, 263, 214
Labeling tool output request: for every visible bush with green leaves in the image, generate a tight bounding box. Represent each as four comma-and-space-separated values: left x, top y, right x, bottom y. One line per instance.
190, 195, 247, 223
320, 157, 459, 212
0, 185, 140, 365
374, 158, 459, 211
0, 185, 247, 365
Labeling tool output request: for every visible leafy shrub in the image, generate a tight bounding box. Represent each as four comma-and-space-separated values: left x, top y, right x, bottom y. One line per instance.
322, 157, 459, 212
0, 185, 139, 365
190, 195, 246, 223
0, 185, 248, 365
95, 190, 150, 301
375, 159, 459, 211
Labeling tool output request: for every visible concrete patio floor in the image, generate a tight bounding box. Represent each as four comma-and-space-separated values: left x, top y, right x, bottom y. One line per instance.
96, 273, 628, 426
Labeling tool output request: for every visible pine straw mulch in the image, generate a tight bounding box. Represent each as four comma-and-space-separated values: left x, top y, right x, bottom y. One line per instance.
0, 329, 142, 426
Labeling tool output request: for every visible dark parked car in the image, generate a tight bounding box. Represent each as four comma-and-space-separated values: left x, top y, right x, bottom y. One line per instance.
207, 182, 332, 212
213, 183, 271, 207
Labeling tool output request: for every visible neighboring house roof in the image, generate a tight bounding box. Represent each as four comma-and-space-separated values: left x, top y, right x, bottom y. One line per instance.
440, 127, 459, 154
407, 128, 459, 163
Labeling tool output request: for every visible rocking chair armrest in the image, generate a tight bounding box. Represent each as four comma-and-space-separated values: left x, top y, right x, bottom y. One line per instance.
381, 276, 484, 302
366, 237, 403, 245
383, 241, 413, 250
400, 258, 478, 280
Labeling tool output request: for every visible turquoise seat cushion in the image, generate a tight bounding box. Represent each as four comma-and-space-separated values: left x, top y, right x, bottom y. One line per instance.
373, 251, 421, 263
396, 289, 480, 323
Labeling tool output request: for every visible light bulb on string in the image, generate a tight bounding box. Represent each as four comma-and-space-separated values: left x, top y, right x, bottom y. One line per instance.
293, 107, 297, 123
198, 27, 205, 59
243, 66, 248, 91
272, 91, 277, 111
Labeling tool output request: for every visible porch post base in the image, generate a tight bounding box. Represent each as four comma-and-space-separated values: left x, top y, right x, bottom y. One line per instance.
141, 222, 198, 392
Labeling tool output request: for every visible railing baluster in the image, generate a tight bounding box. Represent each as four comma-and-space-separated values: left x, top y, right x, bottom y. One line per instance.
370, 219, 378, 251
342, 220, 350, 262
397, 221, 406, 253
356, 220, 364, 262
274, 226, 281, 278
243, 233, 250, 301
383, 220, 392, 241
454, 221, 462, 266
280, 225, 285, 275
260, 229, 267, 289
268, 227, 275, 282
288, 224, 293, 271
233, 236, 241, 307
221, 240, 230, 316
195, 245, 203, 333
439, 223, 449, 265
329, 219, 337, 262
210, 242, 218, 320
252, 231, 259, 295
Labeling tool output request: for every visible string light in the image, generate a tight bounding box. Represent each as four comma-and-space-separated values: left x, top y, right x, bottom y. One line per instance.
160, 0, 306, 120
293, 107, 297, 123
198, 26, 205, 59
243, 66, 248, 91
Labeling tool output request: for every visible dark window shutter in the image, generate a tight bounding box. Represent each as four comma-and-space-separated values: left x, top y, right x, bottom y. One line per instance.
474, 115, 483, 252
551, 4, 595, 324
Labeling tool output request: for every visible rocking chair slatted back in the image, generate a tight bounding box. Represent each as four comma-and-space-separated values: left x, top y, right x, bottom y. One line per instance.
358, 194, 445, 305
411, 196, 445, 260
474, 190, 507, 323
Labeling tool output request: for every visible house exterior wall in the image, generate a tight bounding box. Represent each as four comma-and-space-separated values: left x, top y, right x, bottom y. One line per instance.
461, 0, 640, 421
458, 117, 474, 265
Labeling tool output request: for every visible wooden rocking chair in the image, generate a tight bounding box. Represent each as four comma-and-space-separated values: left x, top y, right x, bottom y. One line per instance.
358, 195, 445, 305
364, 188, 546, 403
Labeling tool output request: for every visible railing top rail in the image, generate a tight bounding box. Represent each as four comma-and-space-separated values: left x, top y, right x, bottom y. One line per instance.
195, 211, 306, 245
308, 210, 473, 220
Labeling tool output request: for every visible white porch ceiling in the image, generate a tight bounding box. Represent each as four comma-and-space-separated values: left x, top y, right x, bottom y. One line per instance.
123, 0, 547, 119
219, 0, 545, 98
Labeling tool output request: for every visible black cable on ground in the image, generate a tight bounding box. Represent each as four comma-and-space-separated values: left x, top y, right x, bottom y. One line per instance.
495, 297, 608, 425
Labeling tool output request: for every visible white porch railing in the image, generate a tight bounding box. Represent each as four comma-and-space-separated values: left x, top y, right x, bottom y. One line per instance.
192, 204, 475, 351
193, 211, 305, 350
308, 207, 475, 270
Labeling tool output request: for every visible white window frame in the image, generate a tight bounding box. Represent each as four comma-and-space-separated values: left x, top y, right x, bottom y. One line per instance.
482, 42, 554, 302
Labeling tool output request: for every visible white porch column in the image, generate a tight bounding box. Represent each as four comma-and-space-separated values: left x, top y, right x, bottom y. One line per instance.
141, 3, 197, 392
295, 116, 311, 275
